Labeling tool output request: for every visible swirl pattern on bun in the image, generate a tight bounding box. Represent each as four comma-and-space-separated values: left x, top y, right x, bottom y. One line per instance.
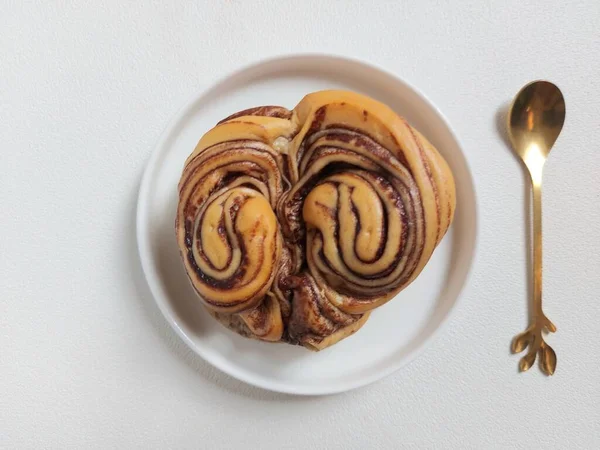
176, 91, 455, 350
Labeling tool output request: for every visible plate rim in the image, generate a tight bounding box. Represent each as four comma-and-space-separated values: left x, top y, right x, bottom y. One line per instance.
136, 52, 479, 395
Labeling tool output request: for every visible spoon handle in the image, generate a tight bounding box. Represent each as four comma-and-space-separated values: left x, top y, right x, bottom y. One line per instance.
532, 181, 543, 319
511, 174, 557, 375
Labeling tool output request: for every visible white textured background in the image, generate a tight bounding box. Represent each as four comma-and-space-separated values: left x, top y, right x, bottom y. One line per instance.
1, 1, 600, 448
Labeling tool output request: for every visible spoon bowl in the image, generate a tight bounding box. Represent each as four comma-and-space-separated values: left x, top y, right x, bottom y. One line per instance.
508, 81, 566, 175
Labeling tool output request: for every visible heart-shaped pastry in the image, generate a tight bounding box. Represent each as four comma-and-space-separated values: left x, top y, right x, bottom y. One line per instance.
176, 90, 456, 351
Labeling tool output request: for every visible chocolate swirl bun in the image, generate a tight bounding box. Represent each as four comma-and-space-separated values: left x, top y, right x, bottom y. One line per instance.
176, 90, 455, 351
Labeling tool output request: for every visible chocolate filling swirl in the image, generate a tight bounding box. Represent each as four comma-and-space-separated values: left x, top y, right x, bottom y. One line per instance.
176, 90, 456, 350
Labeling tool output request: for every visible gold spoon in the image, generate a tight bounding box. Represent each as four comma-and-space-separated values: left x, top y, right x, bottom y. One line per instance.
507, 80, 565, 376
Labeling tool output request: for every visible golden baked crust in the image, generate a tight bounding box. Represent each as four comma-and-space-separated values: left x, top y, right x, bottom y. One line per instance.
175, 90, 456, 350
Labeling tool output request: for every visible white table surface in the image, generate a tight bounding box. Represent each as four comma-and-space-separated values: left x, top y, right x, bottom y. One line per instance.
2, 1, 599, 448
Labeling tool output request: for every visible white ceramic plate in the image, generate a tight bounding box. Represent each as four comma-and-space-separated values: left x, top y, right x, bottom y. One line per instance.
137, 54, 477, 395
